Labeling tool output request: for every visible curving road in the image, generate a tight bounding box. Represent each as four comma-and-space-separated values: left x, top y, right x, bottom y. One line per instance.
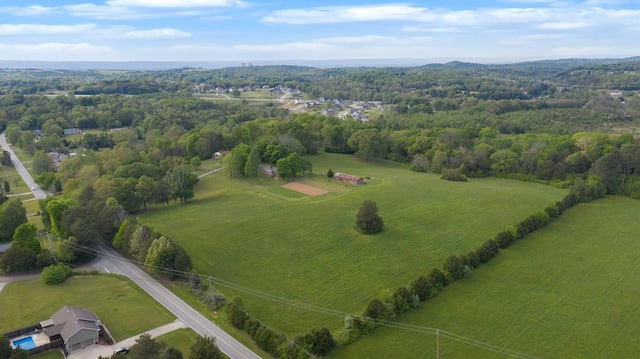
94, 244, 261, 359
0, 133, 47, 199
0, 132, 261, 359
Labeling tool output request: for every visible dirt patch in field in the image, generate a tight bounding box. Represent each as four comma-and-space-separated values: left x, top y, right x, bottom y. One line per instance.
282, 182, 329, 196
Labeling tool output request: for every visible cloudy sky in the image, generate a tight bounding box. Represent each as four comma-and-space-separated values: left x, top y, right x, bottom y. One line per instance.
0, 0, 639, 63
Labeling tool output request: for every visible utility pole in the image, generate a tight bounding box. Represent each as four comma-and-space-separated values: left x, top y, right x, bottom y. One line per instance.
436, 329, 439, 359
46, 232, 58, 264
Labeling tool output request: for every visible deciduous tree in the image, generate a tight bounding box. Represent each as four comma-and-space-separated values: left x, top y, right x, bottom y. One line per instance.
135, 175, 156, 211
189, 335, 223, 359
166, 165, 198, 203
12, 223, 40, 254
144, 236, 192, 275
347, 129, 386, 161
244, 146, 261, 178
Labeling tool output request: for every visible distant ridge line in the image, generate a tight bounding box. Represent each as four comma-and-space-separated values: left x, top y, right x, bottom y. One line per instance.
1, 56, 639, 71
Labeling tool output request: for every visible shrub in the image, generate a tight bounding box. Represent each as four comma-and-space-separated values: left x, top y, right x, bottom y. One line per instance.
408, 276, 431, 301
443, 255, 465, 281
461, 251, 480, 269
36, 251, 55, 267
326, 169, 334, 178
0, 245, 37, 273
392, 287, 413, 314
475, 239, 499, 263
363, 299, 390, 320
254, 326, 285, 356
544, 204, 560, 220
495, 230, 516, 249
517, 211, 551, 238
427, 268, 448, 290
300, 328, 336, 357
42, 263, 72, 285
410, 154, 429, 172
203, 293, 227, 310
225, 296, 247, 329
244, 318, 261, 338
441, 168, 468, 182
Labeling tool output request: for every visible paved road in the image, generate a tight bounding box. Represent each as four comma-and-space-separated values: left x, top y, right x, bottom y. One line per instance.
0, 131, 261, 359
0, 133, 47, 199
94, 244, 261, 359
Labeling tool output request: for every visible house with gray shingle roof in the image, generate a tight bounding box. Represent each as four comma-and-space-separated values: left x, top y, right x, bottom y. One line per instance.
41, 306, 101, 353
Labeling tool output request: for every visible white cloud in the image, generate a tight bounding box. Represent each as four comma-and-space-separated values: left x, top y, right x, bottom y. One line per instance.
64, 4, 141, 19
106, 0, 247, 7
538, 21, 589, 29
262, 3, 640, 29
263, 5, 435, 24
0, 42, 114, 61
486, 8, 551, 21
0, 5, 54, 16
520, 33, 566, 40
321, 35, 396, 44
122, 28, 192, 39
403, 26, 462, 33
0, 23, 192, 40
0, 24, 96, 35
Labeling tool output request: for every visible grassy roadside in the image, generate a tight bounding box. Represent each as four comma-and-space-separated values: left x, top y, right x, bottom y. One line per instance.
157, 278, 272, 358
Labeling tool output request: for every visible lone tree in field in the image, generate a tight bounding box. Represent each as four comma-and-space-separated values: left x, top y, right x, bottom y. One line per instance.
356, 200, 384, 234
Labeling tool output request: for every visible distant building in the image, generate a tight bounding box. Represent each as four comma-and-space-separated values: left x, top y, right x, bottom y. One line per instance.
62, 128, 83, 136
333, 173, 364, 185
262, 166, 277, 179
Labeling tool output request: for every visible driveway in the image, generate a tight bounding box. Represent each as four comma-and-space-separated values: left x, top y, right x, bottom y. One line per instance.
67, 319, 187, 359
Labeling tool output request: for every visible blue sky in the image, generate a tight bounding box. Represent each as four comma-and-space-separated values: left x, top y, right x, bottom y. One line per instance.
0, 0, 639, 63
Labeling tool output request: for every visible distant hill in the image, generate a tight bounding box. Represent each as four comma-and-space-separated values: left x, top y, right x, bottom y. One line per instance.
2, 56, 638, 71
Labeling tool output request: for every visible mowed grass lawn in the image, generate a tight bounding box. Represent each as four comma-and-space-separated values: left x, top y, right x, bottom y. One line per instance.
333, 196, 640, 358
0, 275, 175, 341
140, 152, 566, 335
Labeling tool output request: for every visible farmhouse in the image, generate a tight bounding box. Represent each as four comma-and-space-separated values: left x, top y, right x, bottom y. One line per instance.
333, 172, 365, 185
41, 306, 101, 353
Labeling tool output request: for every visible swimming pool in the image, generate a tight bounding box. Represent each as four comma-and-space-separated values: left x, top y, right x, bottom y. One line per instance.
11, 336, 36, 350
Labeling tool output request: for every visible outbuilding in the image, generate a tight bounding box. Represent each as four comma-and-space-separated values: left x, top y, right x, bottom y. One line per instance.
333, 173, 365, 185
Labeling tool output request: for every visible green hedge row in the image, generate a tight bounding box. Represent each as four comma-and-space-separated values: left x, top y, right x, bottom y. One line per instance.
337, 177, 606, 347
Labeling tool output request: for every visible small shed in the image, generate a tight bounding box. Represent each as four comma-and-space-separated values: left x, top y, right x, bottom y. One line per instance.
333, 173, 364, 185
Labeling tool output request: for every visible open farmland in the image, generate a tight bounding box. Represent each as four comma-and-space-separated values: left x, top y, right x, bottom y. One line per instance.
334, 196, 640, 358
140, 152, 566, 336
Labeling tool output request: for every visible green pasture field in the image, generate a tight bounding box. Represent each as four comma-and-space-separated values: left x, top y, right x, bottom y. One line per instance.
333, 196, 640, 358
0, 275, 175, 341
196, 90, 278, 102
140, 152, 566, 336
